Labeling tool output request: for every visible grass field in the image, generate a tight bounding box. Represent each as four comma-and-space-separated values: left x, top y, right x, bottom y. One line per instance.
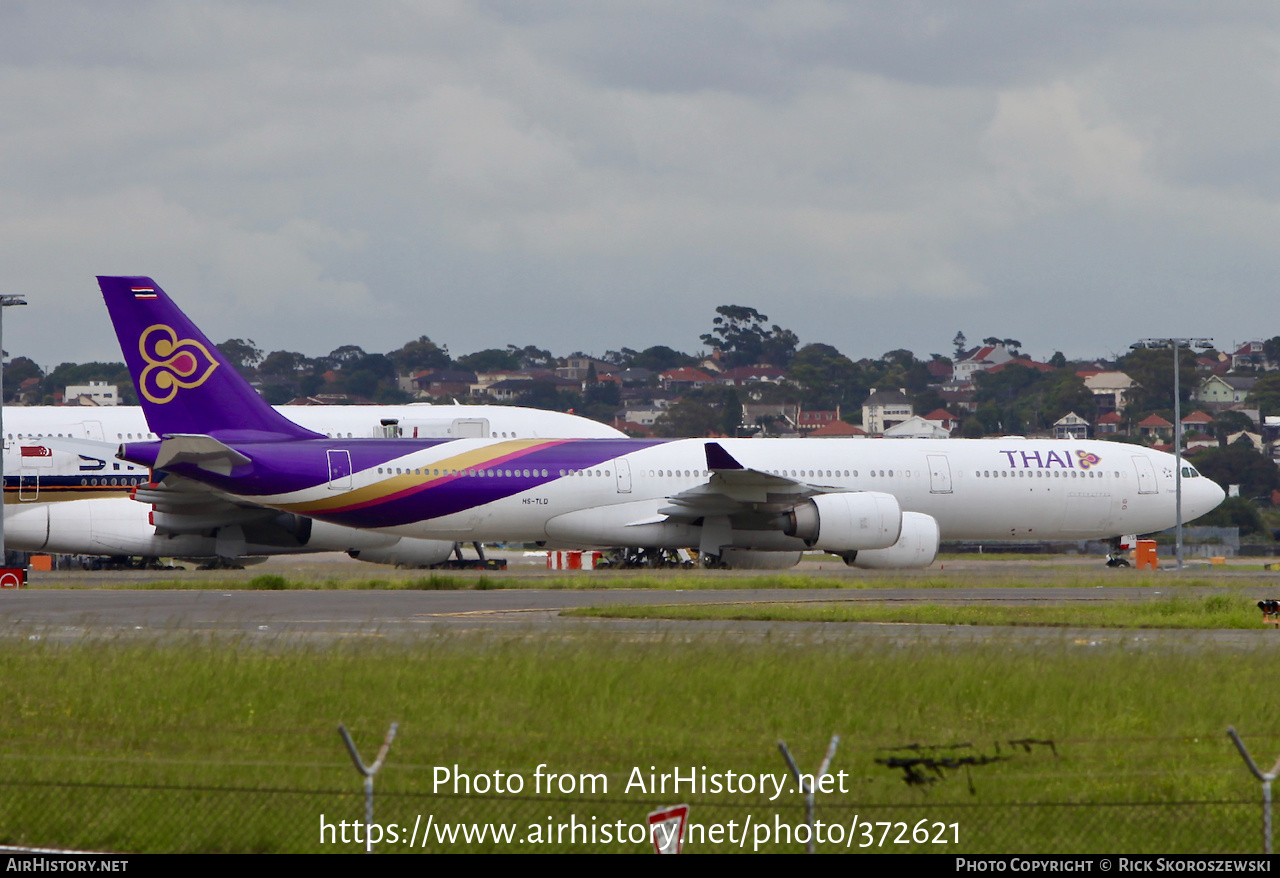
566, 593, 1280, 629
0, 629, 1277, 853
7, 559, 1280, 852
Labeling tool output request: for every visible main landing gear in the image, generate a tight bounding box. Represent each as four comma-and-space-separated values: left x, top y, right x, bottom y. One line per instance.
596, 548, 695, 569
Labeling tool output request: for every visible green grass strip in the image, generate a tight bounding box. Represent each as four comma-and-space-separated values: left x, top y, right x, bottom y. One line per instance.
565, 594, 1277, 629
2, 633, 1280, 851
28, 567, 1236, 591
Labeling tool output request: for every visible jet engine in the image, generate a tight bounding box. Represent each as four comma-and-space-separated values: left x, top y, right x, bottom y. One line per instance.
781, 491, 902, 553
841, 512, 940, 569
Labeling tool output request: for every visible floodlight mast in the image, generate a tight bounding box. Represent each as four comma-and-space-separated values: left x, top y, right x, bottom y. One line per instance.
1131, 337, 1213, 571
0, 295, 28, 565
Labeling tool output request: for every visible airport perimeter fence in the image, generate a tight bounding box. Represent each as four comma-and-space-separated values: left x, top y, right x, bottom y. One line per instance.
0, 777, 1265, 853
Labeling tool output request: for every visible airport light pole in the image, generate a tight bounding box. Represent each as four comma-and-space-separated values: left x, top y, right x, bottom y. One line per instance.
1131, 337, 1213, 571
0, 296, 28, 566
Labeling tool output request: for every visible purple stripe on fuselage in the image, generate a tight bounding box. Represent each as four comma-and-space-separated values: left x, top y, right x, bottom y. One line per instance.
314, 439, 668, 528
120, 437, 669, 529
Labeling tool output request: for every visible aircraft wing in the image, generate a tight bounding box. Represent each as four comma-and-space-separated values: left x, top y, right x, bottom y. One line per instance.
656, 442, 842, 523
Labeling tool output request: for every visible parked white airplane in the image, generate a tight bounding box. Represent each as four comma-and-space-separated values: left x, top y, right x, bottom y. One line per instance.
4, 404, 624, 566
98, 276, 1228, 570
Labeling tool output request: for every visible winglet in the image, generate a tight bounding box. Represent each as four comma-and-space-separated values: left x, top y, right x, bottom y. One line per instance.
704, 442, 744, 471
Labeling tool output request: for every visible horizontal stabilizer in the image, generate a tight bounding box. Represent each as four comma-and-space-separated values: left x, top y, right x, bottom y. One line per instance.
153, 434, 251, 476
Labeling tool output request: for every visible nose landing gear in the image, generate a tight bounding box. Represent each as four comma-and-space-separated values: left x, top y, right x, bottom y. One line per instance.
1105, 536, 1131, 568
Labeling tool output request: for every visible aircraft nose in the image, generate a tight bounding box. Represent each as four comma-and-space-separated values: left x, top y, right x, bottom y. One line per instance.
1187, 478, 1226, 520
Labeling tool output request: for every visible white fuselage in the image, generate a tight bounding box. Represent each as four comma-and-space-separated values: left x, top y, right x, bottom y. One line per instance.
249, 437, 1225, 549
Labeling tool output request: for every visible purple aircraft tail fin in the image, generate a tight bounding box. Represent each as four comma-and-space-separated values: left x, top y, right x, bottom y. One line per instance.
98, 276, 321, 440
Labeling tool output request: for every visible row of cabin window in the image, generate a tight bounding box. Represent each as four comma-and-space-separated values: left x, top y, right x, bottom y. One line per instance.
377, 466, 556, 478
647, 468, 873, 478
7, 432, 158, 440
335, 432, 523, 438
371, 467, 899, 480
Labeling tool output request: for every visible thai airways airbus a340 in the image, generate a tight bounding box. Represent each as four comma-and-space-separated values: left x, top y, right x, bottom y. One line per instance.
97, 277, 1224, 570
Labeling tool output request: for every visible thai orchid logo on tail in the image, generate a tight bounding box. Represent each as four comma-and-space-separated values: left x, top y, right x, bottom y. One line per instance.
138, 324, 219, 404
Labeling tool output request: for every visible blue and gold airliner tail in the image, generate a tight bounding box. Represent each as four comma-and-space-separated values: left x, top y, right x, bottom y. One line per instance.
98, 276, 321, 441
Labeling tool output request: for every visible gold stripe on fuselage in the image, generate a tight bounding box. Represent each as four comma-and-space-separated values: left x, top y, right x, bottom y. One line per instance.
278, 439, 555, 515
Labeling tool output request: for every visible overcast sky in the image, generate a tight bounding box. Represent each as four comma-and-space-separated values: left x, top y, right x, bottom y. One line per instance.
4, 1, 1280, 370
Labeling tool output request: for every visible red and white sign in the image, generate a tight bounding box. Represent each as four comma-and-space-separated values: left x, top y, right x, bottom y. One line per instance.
19, 446, 50, 457
647, 805, 688, 854
0, 569, 26, 589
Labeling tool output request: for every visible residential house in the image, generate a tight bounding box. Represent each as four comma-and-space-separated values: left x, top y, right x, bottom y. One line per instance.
1180, 410, 1215, 441
471, 370, 532, 395
609, 367, 653, 386
807, 420, 867, 438
1095, 412, 1124, 436
1137, 414, 1173, 443
920, 408, 960, 435
583, 373, 624, 393
556, 357, 614, 381
862, 388, 913, 436
1197, 352, 1231, 375
1230, 341, 1274, 371
952, 343, 1017, 383
619, 405, 666, 428
480, 379, 533, 402
715, 365, 788, 386
982, 359, 1056, 378
412, 369, 477, 399
1195, 375, 1257, 408
1078, 371, 1134, 414
1053, 412, 1091, 439
796, 409, 841, 434
1228, 431, 1265, 453
659, 367, 715, 392
64, 381, 118, 406
1183, 431, 1217, 452
925, 359, 954, 384
610, 417, 654, 438
884, 415, 951, 439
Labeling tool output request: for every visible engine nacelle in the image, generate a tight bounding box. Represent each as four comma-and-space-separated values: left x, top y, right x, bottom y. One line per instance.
842, 512, 940, 569
782, 491, 901, 553
349, 539, 456, 568
718, 549, 803, 570
303, 519, 402, 552
545, 501, 700, 548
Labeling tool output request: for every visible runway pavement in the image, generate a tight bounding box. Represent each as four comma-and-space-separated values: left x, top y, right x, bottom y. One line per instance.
5, 585, 1280, 650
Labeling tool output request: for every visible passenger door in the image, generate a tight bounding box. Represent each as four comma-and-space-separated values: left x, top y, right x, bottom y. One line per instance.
327, 450, 353, 491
